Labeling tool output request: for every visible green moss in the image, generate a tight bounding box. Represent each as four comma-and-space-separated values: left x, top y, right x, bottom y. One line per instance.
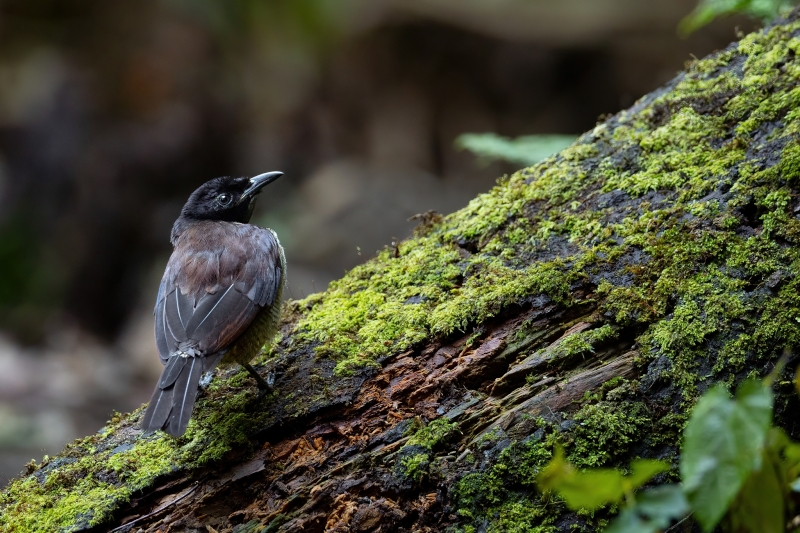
452, 401, 656, 530
0, 476, 128, 532
296, 224, 579, 375
452, 428, 580, 531
395, 419, 460, 483
430, 258, 575, 335
400, 453, 430, 483
296, 239, 462, 374
567, 401, 652, 468
0, 373, 272, 532
406, 418, 459, 450
604, 108, 742, 198
454, 471, 508, 513
293, 18, 800, 377
484, 499, 557, 533
107, 434, 176, 489
553, 325, 617, 359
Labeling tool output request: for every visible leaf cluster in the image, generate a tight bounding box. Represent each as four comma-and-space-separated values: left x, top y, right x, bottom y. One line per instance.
538, 378, 800, 533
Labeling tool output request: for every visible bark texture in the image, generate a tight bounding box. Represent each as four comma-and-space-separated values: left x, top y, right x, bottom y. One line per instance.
5, 11, 800, 533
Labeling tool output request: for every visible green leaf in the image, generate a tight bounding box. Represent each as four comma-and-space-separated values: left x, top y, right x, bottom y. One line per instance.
729, 452, 784, 533
537, 445, 574, 489
624, 459, 670, 492
604, 484, 690, 533
538, 446, 625, 510
556, 470, 625, 510
680, 380, 773, 531
781, 437, 800, 464
767, 428, 800, 485
636, 484, 690, 527
455, 133, 577, 166
538, 449, 670, 512
604, 508, 657, 533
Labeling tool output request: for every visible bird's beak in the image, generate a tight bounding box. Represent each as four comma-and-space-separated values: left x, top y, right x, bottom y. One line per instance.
241, 171, 284, 200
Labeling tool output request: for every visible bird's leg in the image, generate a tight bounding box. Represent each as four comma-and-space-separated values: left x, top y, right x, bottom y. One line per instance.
242, 363, 272, 398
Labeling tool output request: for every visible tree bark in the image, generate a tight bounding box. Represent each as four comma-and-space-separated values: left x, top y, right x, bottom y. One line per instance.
4, 10, 800, 533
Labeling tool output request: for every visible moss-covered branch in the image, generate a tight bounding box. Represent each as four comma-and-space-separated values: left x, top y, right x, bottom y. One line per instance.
4, 9, 800, 533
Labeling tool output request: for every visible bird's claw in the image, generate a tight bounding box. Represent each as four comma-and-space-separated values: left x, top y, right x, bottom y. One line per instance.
242, 362, 272, 399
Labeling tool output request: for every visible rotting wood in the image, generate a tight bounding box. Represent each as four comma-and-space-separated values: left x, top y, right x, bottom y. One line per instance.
88, 299, 629, 533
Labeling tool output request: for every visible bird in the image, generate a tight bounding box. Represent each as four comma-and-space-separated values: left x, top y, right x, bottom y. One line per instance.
140, 172, 286, 437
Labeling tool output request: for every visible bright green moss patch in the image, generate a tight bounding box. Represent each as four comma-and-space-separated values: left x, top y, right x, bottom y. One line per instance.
297, 230, 580, 374
455, 498, 557, 533
554, 324, 617, 359
288, 14, 800, 395
396, 418, 460, 483
399, 453, 430, 483
406, 418, 459, 449
451, 426, 575, 531
296, 237, 463, 374
429, 258, 575, 335
106, 434, 175, 489
603, 108, 740, 197
0, 476, 128, 532
291, 22, 800, 379
0, 380, 271, 532
487, 499, 557, 533
567, 401, 652, 468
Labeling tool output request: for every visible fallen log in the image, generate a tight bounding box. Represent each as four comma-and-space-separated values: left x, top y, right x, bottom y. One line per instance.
4, 9, 800, 533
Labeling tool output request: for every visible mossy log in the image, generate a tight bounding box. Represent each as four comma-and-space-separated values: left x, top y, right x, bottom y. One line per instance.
5, 11, 800, 533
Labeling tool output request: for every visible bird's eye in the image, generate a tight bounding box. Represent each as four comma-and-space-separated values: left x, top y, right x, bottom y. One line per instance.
216, 193, 233, 206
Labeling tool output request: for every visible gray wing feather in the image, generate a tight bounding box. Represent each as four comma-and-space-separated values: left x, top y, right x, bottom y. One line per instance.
154, 297, 170, 363
184, 284, 236, 336
166, 356, 204, 436
246, 263, 281, 306
190, 285, 256, 349
164, 289, 188, 343
141, 383, 174, 433
158, 353, 187, 389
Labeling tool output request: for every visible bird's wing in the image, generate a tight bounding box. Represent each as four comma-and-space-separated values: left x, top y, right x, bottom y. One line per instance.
145, 223, 282, 435
153, 224, 282, 363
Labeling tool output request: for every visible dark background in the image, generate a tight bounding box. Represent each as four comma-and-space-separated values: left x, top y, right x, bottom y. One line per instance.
0, 0, 755, 484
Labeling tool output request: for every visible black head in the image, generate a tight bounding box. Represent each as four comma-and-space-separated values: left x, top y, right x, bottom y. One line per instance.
172, 172, 283, 240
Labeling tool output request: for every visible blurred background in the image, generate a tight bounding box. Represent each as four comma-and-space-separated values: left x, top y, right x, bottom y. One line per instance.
0, 0, 761, 484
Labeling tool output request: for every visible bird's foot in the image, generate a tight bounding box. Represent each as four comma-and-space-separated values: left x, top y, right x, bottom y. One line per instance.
242, 363, 272, 399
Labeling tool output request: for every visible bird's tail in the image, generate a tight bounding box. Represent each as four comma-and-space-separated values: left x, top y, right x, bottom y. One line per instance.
140, 354, 221, 436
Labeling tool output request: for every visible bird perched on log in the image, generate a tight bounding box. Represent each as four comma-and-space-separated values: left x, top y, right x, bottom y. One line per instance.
141, 172, 286, 437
